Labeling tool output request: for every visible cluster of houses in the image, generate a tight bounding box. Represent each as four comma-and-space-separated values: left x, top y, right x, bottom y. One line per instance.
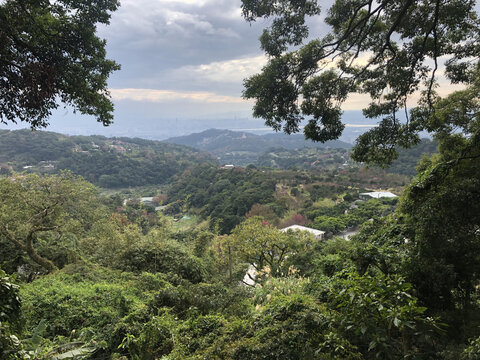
72, 141, 129, 154
22, 161, 56, 170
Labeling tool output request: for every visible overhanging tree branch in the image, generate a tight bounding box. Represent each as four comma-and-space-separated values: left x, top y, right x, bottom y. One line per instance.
242, 0, 479, 166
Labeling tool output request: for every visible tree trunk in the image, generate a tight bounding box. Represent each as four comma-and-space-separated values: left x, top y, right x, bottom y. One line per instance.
228, 245, 232, 282
25, 233, 57, 272
25, 245, 57, 272
3, 226, 57, 273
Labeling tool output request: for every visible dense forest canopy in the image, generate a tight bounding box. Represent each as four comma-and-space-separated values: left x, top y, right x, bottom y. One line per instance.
0, 169, 420, 359
0, 129, 216, 188
0, 129, 436, 186
166, 164, 277, 234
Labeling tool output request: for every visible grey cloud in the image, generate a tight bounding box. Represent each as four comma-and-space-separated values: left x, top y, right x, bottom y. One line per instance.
38, 0, 340, 135
98, 0, 265, 88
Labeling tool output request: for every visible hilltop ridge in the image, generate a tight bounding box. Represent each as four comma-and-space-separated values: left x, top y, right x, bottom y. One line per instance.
0, 129, 215, 188
165, 128, 352, 165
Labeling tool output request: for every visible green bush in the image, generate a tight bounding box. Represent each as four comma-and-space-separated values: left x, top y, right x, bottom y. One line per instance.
0, 269, 25, 359
116, 238, 206, 283
20, 265, 171, 353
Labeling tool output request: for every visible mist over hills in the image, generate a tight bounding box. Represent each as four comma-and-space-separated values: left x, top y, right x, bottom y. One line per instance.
165, 128, 352, 150
0, 110, 377, 142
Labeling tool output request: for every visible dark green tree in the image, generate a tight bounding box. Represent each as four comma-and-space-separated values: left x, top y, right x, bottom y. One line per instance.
0, 0, 120, 128
242, 0, 480, 164
0, 268, 24, 359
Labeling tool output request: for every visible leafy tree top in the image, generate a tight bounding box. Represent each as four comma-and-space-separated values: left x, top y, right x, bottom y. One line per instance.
0, 172, 103, 271
0, 0, 120, 128
241, 0, 480, 165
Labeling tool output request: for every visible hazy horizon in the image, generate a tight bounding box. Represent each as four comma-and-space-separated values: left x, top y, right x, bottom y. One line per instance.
0, 109, 380, 144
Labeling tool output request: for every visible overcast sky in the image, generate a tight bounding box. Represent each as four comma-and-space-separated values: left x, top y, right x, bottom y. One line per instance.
103, 0, 265, 100
2, 0, 462, 139
80, 0, 273, 133
4, 0, 271, 136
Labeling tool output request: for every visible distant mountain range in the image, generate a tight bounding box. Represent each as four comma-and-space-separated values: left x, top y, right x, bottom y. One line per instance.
165, 129, 352, 164
0, 128, 436, 187
164, 129, 353, 166
164, 129, 437, 174
0, 110, 377, 142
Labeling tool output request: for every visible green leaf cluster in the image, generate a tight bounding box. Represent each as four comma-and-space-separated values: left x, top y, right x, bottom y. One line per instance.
0, 0, 120, 128
242, 0, 480, 166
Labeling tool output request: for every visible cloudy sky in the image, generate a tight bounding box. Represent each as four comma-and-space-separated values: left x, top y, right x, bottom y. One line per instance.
103, 0, 266, 108
55, 0, 278, 137
2, 0, 464, 139
3, 0, 275, 137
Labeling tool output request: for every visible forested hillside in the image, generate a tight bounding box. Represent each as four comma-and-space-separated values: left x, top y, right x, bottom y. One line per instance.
2, 0, 480, 359
166, 129, 351, 166
166, 129, 437, 175
0, 135, 477, 359
0, 130, 435, 189
386, 139, 438, 176
166, 164, 276, 233
2, 155, 478, 359
166, 128, 352, 152
0, 129, 215, 187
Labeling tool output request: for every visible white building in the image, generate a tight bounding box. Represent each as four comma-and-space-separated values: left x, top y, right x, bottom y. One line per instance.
359, 191, 397, 200
281, 225, 325, 240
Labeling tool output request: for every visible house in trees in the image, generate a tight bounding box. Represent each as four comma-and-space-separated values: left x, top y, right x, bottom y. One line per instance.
359, 191, 397, 200
281, 225, 325, 240
139, 197, 155, 206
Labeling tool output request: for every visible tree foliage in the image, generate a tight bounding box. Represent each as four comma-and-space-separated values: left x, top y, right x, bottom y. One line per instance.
0, 0, 120, 128
399, 127, 480, 311
228, 217, 314, 282
0, 168, 473, 358
0, 269, 24, 359
167, 164, 276, 233
242, 0, 480, 165
0, 172, 103, 272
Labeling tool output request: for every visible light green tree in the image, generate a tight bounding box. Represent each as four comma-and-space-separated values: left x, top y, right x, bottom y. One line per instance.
229, 217, 313, 282
0, 173, 102, 272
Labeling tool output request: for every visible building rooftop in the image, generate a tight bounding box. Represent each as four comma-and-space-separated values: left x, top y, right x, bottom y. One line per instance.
360, 191, 397, 199
281, 225, 325, 236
